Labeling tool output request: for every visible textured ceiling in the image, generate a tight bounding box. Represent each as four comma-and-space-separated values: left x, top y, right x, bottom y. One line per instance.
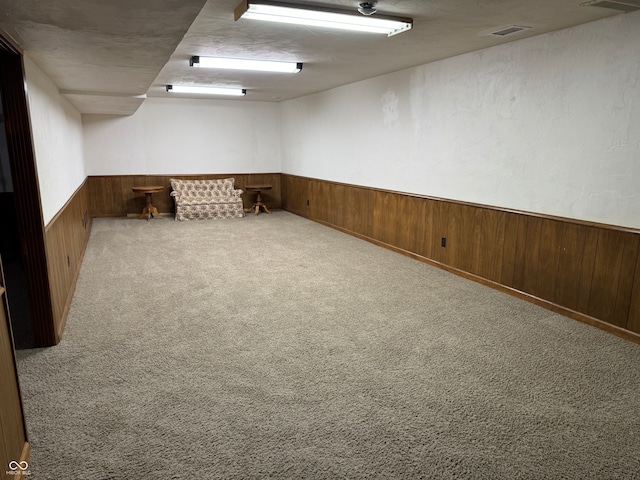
0, 0, 625, 114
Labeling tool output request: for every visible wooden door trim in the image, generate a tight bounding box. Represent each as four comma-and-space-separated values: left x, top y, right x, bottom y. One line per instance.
0, 29, 57, 347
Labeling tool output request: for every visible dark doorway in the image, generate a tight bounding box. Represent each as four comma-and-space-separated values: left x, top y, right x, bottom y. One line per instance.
0, 97, 34, 348
0, 32, 57, 348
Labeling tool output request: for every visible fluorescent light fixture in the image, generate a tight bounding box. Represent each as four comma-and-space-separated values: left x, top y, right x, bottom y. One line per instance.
234, 0, 413, 37
166, 85, 246, 96
190, 55, 302, 73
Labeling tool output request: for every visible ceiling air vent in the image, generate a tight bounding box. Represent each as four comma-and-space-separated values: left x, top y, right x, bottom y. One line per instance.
581, 0, 640, 12
489, 25, 531, 37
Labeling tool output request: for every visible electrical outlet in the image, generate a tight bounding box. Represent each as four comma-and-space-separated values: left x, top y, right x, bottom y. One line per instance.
307, 199, 310, 206
441, 237, 446, 247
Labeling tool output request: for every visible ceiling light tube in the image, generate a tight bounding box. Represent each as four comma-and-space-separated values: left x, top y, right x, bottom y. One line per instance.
166, 85, 247, 96
234, 0, 412, 37
190, 56, 302, 73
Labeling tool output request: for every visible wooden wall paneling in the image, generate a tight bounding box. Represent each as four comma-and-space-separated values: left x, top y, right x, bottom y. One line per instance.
328, 182, 345, 229
296, 176, 311, 217
321, 180, 333, 223
278, 175, 640, 341
283, 175, 308, 216
351, 186, 374, 239
108, 175, 127, 216
320, 180, 332, 223
500, 212, 521, 289
90, 174, 282, 218
419, 199, 435, 260
89, 176, 118, 216
0, 284, 28, 475
533, 219, 564, 304
372, 190, 397, 246
296, 175, 310, 216
454, 204, 478, 274
473, 208, 506, 283
281, 174, 290, 211
45, 181, 92, 339
513, 215, 541, 294
307, 178, 319, 219
265, 173, 282, 210
324, 181, 340, 227
519, 216, 543, 297
588, 229, 632, 327
614, 234, 639, 328
338, 181, 353, 230
117, 176, 132, 215
320, 180, 333, 224
627, 250, 640, 333
308, 179, 325, 221
288, 175, 306, 215
469, 207, 485, 277
441, 202, 468, 271
396, 195, 427, 255
555, 223, 589, 312
430, 200, 450, 264
126, 176, 141, 214
87, 176, 102, 214
45, 224, 66, 330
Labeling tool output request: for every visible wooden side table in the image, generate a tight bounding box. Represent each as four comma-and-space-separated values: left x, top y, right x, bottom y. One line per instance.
131, 186, 164, 221
244, 184, 272, 215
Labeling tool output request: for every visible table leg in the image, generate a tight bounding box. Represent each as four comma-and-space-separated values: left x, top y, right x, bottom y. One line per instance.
138, 192, 163, 221
248, 191, 272, 215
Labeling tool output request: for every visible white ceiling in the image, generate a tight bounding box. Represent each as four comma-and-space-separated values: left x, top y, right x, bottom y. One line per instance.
0, 0, 629, 115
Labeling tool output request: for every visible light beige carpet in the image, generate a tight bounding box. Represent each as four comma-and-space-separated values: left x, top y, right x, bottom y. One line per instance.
16, 211, 640, 479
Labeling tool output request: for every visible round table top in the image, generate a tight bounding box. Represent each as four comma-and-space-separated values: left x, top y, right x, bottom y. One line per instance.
245, 184, 272, 191
131, 186, 164, 194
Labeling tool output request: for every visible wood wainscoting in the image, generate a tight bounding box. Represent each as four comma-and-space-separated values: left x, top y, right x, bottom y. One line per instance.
282, 174, 640, 343
44, 180, 92, 341
0, 261, 30, 477
88, 174, 282, 217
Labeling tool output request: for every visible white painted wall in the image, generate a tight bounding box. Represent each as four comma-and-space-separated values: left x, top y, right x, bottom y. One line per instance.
24, 57, 86, 225
281, 12, 640, 230
83, 97, 281, 175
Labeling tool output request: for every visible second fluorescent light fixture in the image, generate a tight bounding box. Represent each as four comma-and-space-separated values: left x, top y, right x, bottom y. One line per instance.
166, 85, 246, 96
190, 56, 302, 73
234, 0, 413, 37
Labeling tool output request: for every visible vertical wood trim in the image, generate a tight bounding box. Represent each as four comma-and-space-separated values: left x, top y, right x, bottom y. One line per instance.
0, 38, 56, 347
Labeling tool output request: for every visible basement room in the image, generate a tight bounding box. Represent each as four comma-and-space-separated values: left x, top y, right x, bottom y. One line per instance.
0, 0, 639, 478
